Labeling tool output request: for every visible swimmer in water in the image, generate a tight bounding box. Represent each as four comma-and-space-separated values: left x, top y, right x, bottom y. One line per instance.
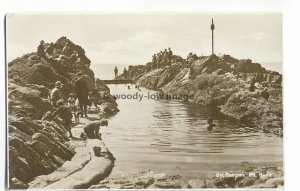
206, 117, 215, 131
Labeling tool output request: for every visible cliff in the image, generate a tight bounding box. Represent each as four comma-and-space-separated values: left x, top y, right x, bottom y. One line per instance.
123, 54, 282, 136
8, 37, 118, 189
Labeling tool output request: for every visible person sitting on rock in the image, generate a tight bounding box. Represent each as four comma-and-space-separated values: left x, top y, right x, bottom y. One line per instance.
51, 99, 73, 138
45, 43, 57, 60
68, 93, 79, 123
53, 54, 68, 63
62, 42, 71, 57
206, 117, 215, 131
68, 93, 76, 107
81, 120, 108, 139
90, 88, 100, 108
37, 40, 46, 59
49, 81, 65, 107
249, 79, 256, 92
70, 50, 78, 59
261, 87, 270, 101
87, 92, 94, 107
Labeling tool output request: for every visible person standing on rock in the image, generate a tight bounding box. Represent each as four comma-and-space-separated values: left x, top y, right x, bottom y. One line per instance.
168, 47, 173, 65
37, 40, 46, 59
123, 68, 128, 79
49, 81, 64, 107
114, 66, 118, 78
159, 51, 164, 66
68, 93, 80, 123
155, 54, 160, 68
51, 100, 73, 138
152, 54, 157, 68
74, 72, 89, 118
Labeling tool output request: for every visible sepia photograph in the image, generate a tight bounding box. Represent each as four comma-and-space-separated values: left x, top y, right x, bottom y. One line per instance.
6, 14, 283, 189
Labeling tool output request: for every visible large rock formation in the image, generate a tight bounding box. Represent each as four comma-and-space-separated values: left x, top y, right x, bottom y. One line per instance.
124, 54, 283, 135
8, 37, 95, 97
8, 37, 118, 189
9, 103, 75, 188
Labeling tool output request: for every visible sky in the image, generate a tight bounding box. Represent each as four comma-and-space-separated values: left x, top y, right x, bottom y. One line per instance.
6, 14, 282, 72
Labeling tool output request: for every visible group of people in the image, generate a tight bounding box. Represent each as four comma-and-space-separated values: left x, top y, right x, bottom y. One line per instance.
48, 72, 104, 138
150, 47, 173, 69
36, 38, 110, 139
147, 48, 200, 71
114, 66, 129, 79
37, 40, 89, 70
127, 84, 141, 91
49, 72, 90, 116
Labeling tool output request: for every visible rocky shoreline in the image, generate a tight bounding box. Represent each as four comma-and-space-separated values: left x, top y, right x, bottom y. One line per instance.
88, 164, 283, 189
8, 37, 118, 189
119, 54, 283, 136
8, 38, 283, 189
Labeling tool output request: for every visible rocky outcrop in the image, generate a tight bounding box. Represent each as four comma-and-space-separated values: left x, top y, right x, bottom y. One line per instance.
8, 37, 119, 189
8, 83, 75, 188
87, 165, 283, 189
8, 37, 95, 96
95, 78, 110, 92
137, 63, 183, 90
9, 113, 75, 188
125, 54, 282, 135
8, 83, 52, 119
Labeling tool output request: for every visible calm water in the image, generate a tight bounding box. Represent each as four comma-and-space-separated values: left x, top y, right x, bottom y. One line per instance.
101, 84, 283, 179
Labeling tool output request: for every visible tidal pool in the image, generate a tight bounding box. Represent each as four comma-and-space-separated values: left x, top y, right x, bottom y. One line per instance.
101, 84, 283, 179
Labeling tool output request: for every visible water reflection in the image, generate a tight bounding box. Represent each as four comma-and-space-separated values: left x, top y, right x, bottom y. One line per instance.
101, 84, 282, 178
